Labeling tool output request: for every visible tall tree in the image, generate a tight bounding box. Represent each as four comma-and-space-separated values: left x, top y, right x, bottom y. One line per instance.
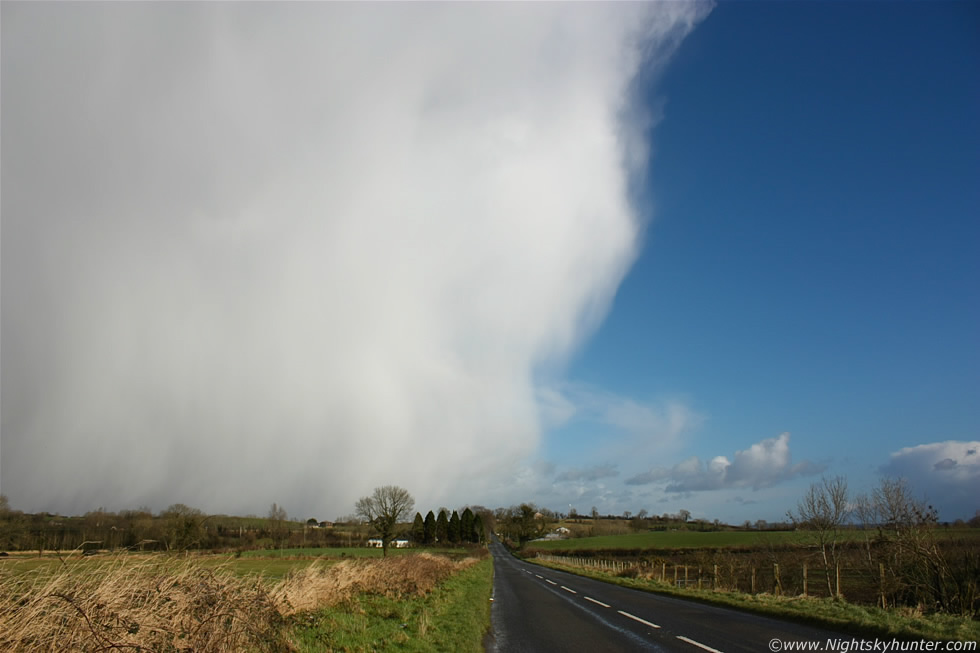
423, 510, 436, 545
411, 512, 425, 543
268, 503, 289, 551
472, 513, 485, 544
355, 485, 415, 557
161, 504, 205, 551
461, 508, 475, 543
448, 510, 461, 544
435, 509, 449, 544
502, 503, 549, 547
788, 476, 849, 597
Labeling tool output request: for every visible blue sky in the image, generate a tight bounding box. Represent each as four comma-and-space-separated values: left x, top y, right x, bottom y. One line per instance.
538, 1, 979, 523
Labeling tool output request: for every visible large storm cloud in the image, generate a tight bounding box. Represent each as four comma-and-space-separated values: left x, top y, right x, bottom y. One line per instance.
1, 2, 709, 518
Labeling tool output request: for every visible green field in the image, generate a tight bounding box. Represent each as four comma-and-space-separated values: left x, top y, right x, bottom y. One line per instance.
530, 530, 795, 550
530, 527, 980, 551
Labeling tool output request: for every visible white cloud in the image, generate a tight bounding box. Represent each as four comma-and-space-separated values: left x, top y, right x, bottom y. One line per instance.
555, 464, 620, 483
879, 441, 980, 520
0, 2, 710, 517
541, 383, 704, 454
626, 433, 824, 492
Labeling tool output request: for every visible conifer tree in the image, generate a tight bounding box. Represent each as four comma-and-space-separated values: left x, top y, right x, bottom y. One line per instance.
423, 510, 436, 545
461, 507, 475, 543
411, 512, 424, 543
449, 510, 461, 544
435, 509, 449, 543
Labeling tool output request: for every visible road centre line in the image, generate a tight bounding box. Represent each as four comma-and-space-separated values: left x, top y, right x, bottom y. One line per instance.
560, 585, 576, 593
677, 635, 724, 653
535, 574, 543, 579
617, 610, 660, 629
545, 579, 557, 585
585, 596, 611, 608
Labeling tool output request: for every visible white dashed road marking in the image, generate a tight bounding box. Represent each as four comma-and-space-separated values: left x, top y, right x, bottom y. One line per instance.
584, 596, 611, 608
677, 635, 724, 653
617, 610, 660, 629
545, 579, 557, 585
560, 585, 576, 593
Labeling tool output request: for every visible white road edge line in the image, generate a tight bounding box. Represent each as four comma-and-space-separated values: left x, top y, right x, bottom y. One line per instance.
617, 610, 660, 628
585, 596, 611, 608
677, 635, 724, 653
545, 579, 557, 585
560, 585, 576, 593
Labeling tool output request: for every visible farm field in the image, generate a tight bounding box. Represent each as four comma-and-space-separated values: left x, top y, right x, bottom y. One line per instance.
531, 530, 796, 550
238, 545, 470, 559
0, 546, 476, 581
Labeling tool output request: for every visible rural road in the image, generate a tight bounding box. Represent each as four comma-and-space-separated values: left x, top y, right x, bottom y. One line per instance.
487, 537, 850, 653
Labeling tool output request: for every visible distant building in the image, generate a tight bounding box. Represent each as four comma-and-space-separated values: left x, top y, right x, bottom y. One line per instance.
366, 538, 411, 548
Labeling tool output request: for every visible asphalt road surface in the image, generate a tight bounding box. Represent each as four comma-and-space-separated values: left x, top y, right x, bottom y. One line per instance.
488, 538, 850, 653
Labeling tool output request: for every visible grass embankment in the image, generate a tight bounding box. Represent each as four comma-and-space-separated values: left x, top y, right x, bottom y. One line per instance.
0, 550, 493, 652
532, 559, 979, 642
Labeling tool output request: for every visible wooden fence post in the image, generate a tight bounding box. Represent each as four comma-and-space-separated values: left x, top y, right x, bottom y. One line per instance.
751, 567, 757, 593
674, 565, 679, 586
698, 567, 703, 590
803, 563, 808, 597
684, 565, 689, 587
835, 564, 841, 599
773, 563, 781, 596
879, 563, 886, 608
662, 562, 666, 582
713, 564, 718, 590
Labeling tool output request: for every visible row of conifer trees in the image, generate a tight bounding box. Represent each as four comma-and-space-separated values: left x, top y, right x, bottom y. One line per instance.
410, 507, 484, 545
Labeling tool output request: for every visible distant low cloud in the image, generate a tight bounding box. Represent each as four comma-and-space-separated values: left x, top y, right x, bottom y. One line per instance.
540, 383, 704, 453
555, 464, 620, 483
879, 440, 980, 520
626, 433, 823, 492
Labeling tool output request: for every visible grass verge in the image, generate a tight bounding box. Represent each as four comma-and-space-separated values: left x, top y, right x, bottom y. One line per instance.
0, 551, 492, 652
532, 559, 979, 642
288, 556, 493, 652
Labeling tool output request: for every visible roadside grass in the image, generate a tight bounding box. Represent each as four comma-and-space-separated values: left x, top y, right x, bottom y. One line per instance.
288, 556, 493, 652
532, 559, 980, 642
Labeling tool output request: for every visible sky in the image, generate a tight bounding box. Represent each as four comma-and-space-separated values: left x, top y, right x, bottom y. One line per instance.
2, 2, 977, 524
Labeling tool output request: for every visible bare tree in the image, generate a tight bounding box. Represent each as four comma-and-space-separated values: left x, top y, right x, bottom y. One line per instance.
355, 485, 415, 557
788, 476, 849, 596
268, 503, 289, 551
855, 477, 961, 612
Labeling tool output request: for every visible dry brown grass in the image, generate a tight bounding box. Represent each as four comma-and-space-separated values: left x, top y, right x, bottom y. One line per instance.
0, 552, 479, 652
272, 552, 474, 616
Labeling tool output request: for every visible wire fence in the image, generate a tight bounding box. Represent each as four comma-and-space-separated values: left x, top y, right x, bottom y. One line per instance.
534, 553, 887, 604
